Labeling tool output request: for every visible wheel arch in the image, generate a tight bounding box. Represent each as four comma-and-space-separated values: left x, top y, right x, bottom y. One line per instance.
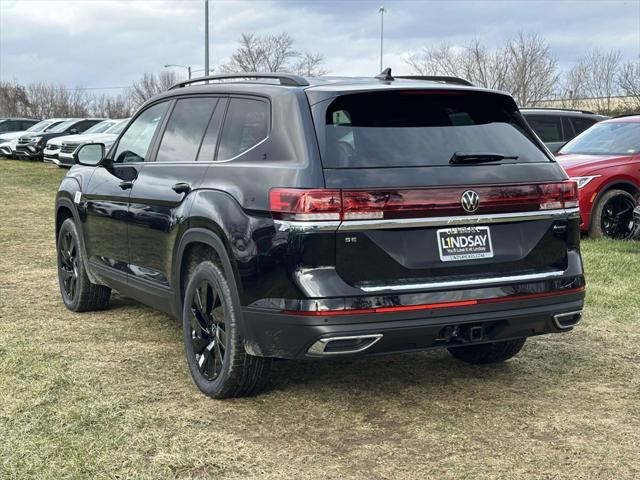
55, 197, 100, 284
174, 227, 244, 323
588, 179, 639, 230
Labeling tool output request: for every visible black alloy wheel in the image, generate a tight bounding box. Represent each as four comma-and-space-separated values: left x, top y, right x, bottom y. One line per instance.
600, 194, 636, 239
188, 279, 227, 381
58, 229, 79, 300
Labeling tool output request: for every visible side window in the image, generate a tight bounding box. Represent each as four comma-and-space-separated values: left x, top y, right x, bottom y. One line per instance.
561, 117, 575, 141
156, 97, 218, 163
570, 117, 597, 136
526, 115, 563, 143
217, 98, 269, 160
0, 122, 8, 133
70, 121, 94, 133
113, 102, 169, 164
197, 98, 227, 162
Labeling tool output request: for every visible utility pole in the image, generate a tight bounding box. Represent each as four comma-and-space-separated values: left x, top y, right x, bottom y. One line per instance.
378, 6, 386, 71
204, 0, 210, 76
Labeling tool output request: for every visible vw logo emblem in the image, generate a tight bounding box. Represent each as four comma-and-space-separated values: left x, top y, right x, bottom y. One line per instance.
461, 190, 480, 213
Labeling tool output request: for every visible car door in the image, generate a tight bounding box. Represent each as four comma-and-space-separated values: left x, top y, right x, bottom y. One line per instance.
81, 101, 170, 286
127, 95, 226, 295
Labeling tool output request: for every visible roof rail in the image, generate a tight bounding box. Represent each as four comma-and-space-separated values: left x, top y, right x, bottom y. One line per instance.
520, 107, 597, 115
169, 72, 310, 90
396, 75, 474, 87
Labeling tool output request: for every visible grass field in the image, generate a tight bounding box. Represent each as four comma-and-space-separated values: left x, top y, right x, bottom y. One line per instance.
1, 158, 639, 479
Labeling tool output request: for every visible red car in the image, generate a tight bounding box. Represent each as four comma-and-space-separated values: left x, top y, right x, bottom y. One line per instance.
556, 115, 640, 239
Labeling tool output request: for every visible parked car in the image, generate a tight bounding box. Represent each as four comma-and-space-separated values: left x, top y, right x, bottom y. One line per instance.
55, 71, 585, 398
556, 114, 640, 239
0, 117, 40, 133
47, 118, 129, 167
15, 118, 104, 161
0, 118, 66, 157
522, 108, 608, 153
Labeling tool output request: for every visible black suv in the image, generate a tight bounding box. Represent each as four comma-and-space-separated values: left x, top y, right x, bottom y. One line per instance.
521, 108, 607, 153
16, 118, 103, 161
55, 71, 585, 398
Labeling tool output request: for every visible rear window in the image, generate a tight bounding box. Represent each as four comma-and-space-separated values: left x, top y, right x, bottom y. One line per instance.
321, 91, 550, 168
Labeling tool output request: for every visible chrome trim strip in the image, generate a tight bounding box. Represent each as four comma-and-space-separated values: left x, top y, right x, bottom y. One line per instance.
307, 334, 383, 356
338, 208, 580, 231
274, 219, 340, 232
552, 310, 583, 330
359, 270, 566, 293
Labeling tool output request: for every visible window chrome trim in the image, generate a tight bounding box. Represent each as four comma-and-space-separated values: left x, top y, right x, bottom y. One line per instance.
338, 208, 579, 231
359, 270, 566, 293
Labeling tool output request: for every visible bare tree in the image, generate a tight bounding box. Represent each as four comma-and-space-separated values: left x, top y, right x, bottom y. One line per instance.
581, 49, 623, 114
90, 93, 136, 118
558, 60, 589, 108
506, 33, 558, 106
618, 61, 640, 111
405, 34, 557, 105
222, 32, 326, 75
292, 52, 327, 76
129, 70, 181, 106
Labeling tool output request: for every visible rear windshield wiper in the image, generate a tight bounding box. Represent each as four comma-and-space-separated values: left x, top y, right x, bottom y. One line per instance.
449, 152, 519, 164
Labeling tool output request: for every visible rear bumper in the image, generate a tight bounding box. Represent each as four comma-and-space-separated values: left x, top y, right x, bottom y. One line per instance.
241, 289, 585, 359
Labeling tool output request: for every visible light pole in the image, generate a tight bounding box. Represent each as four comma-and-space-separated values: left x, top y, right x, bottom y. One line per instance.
164, 64, 192, 79
378, 6, 386, 71
204, 0, 210, 77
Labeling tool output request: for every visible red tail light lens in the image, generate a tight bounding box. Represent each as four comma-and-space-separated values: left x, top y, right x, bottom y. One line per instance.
270, 181, 578, 222
269, 188, 341, 221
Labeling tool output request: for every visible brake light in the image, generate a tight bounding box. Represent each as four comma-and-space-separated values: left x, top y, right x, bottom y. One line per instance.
269, 188, 341, 221
269, 181, 579, 222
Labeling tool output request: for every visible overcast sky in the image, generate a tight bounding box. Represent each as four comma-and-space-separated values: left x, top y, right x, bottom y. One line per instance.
1, 0, 639, 95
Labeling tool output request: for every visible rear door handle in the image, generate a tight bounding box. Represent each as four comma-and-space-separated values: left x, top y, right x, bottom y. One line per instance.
172, 182, 191, 194
119, 180, 134, 190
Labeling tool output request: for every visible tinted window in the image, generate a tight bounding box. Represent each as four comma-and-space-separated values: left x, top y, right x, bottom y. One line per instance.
322, 91, 549, 168
561, 117, 575, 140
113, 102, 169, 163
217, 98, 269, 160
559, 122, 640, 156
71, 120, 100, 133
156, 97, 218, 163
525, 115, 563, 143
570, 117, 597, 136
0, 121, 8, 133
197, 99, 226, 162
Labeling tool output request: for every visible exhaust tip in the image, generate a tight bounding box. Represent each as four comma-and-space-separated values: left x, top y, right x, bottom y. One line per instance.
553, 310, 583, 330
307, 334, 383, 356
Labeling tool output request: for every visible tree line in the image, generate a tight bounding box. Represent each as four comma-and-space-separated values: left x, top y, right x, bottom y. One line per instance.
406, 32, 639, 114
1, 32, 638, 119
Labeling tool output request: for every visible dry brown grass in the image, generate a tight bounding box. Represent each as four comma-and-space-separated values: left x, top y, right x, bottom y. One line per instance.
0, 158, 639, 479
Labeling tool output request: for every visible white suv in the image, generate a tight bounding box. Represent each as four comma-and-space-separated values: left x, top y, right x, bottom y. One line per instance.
45, 119, 129, 167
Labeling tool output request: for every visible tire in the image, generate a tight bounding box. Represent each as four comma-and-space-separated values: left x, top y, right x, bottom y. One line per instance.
182, 257, 271, 399
447, 338, 526, 364
56, 218, 111, 312
589, 189, 637, 239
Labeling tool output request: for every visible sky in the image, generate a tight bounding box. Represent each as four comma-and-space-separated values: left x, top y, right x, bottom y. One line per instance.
0, 0, 639, 95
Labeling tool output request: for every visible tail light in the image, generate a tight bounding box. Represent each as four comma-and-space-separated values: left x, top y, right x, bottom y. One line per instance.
270, 181, 579, 222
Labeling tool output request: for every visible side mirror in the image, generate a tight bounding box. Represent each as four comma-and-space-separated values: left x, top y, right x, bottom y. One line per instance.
73, 143, 105, 167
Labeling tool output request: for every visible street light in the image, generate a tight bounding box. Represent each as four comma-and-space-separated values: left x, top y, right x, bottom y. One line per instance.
164, 64, 192, 79
378, 6, 386, 71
